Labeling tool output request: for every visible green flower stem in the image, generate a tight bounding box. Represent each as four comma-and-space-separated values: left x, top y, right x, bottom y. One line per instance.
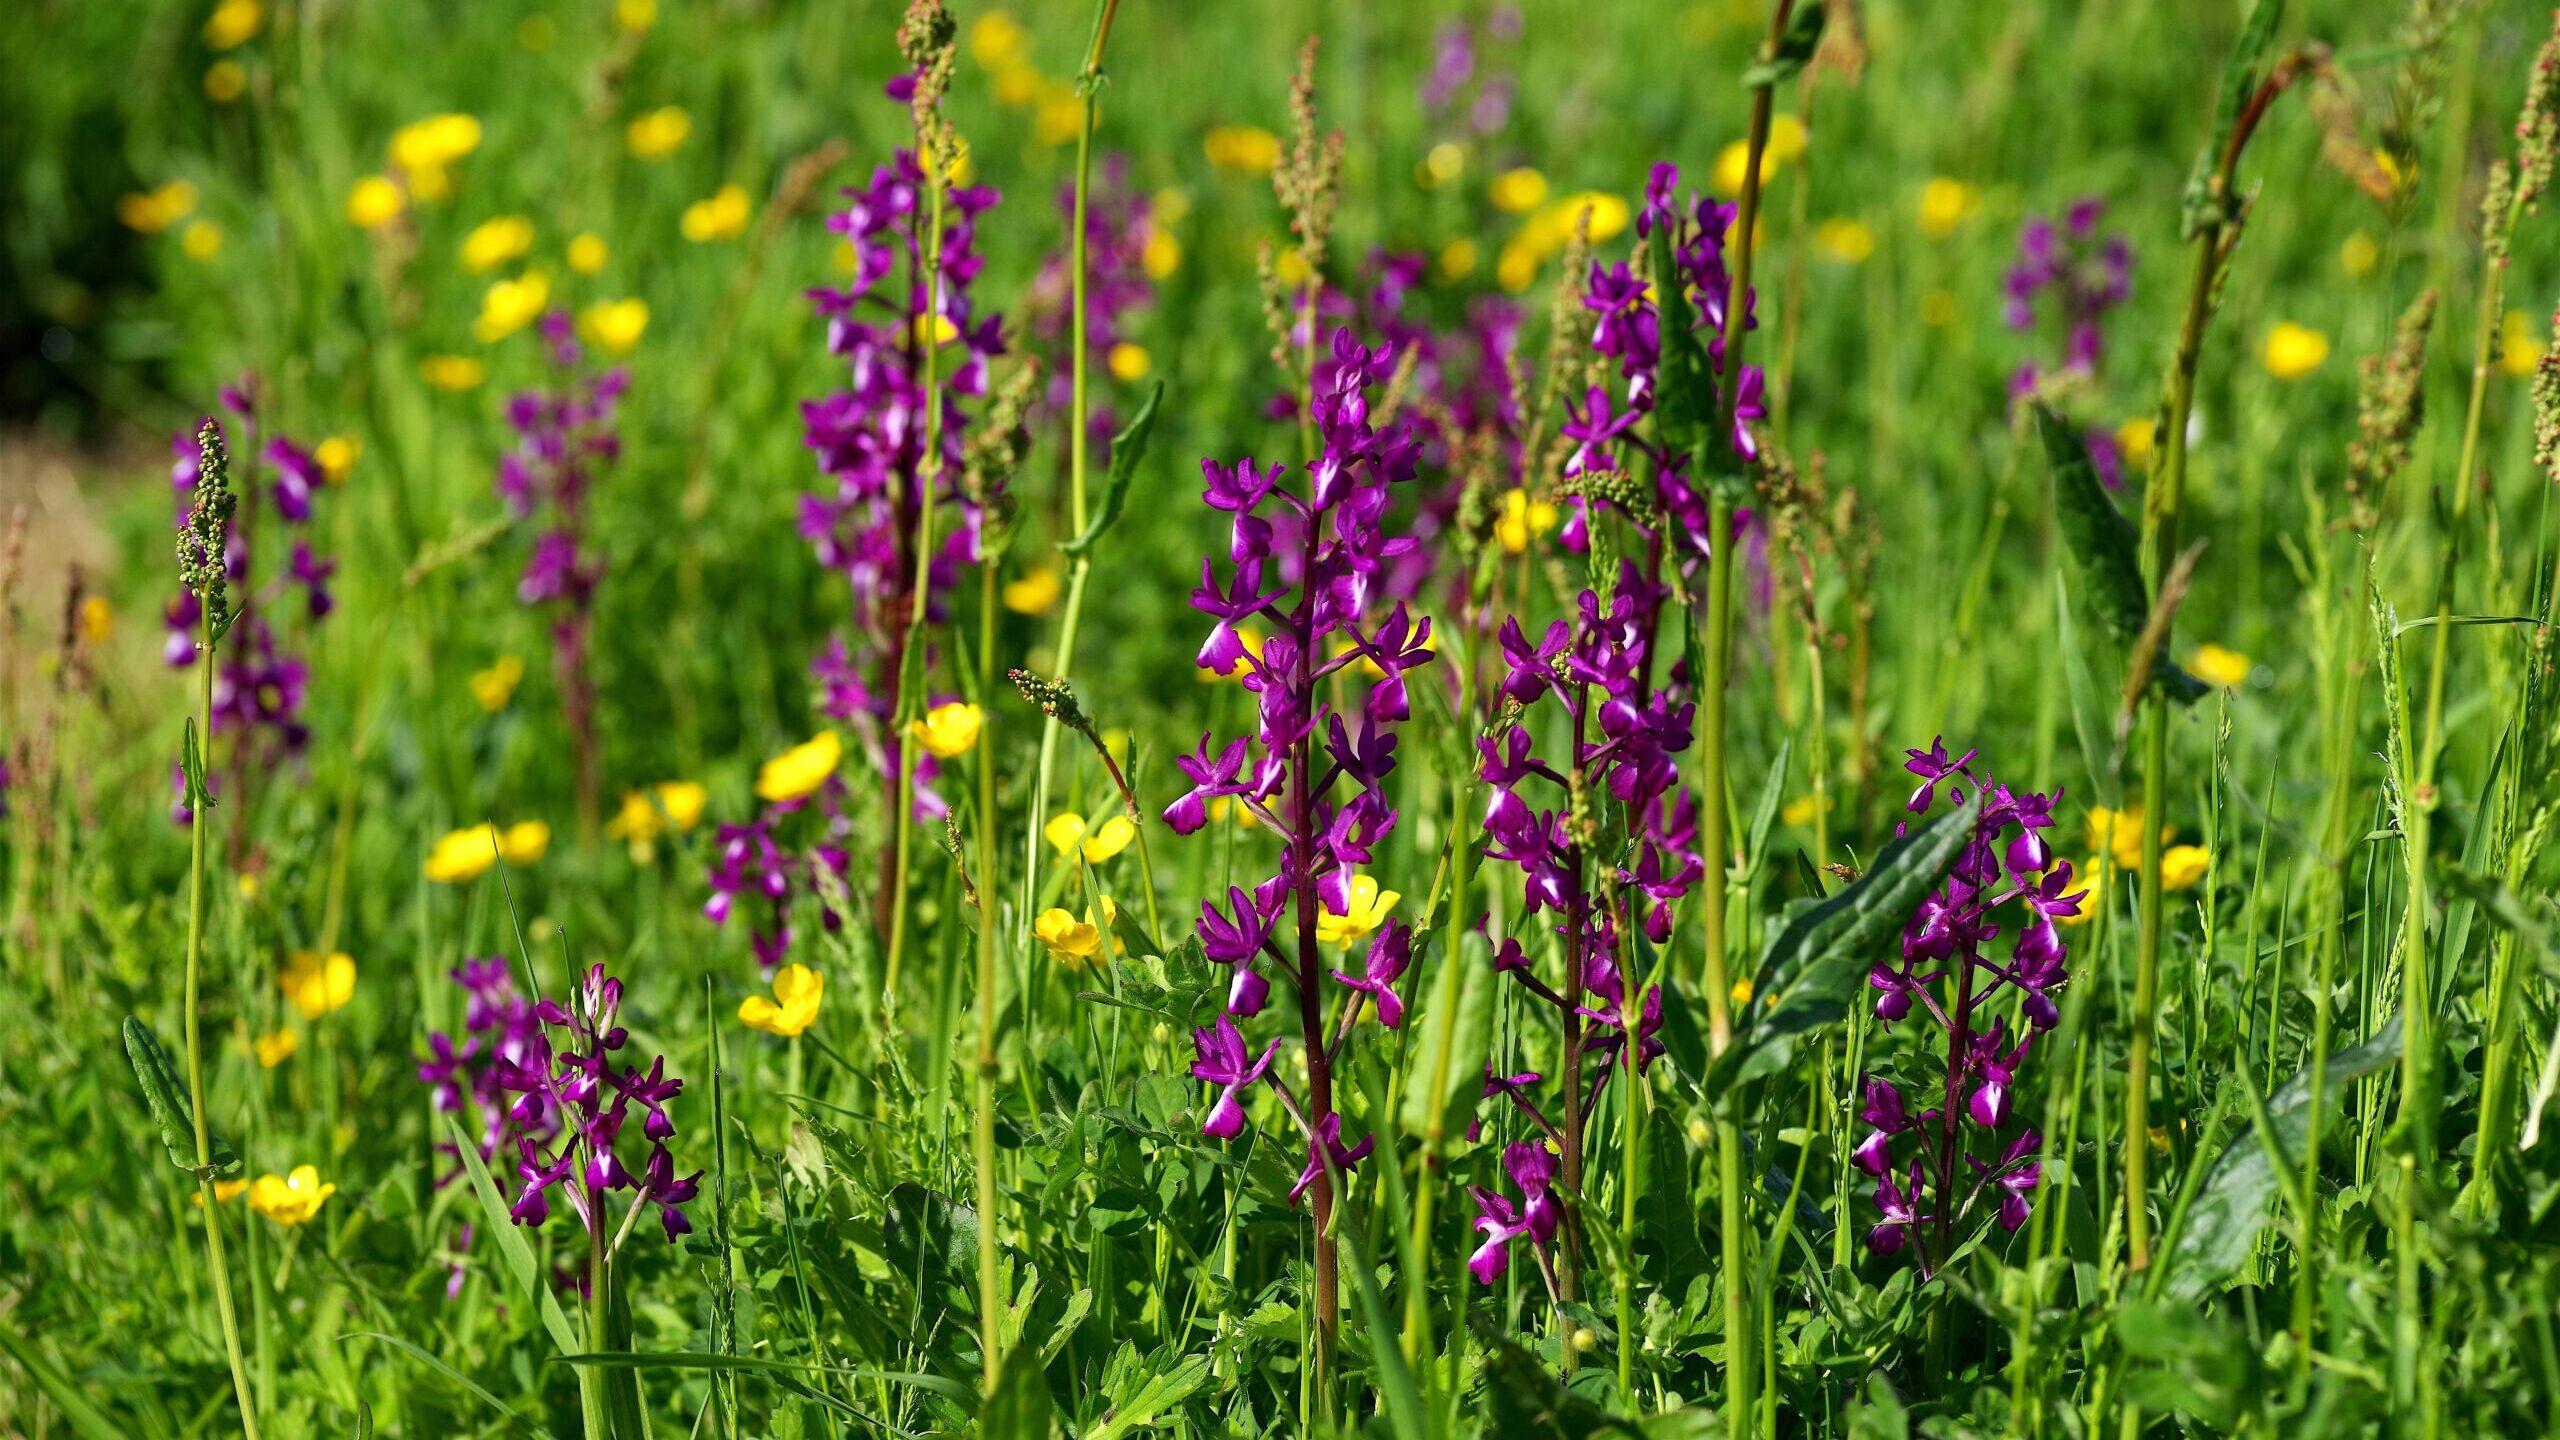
974, 558, 1004, 1394
884, 103, 954, 1033
1022, 0, 1121, 981
184, 606, 261, 1440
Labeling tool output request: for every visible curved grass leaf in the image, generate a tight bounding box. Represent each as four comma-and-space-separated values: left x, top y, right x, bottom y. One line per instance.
345, 1331, 560, 1439
2162, 1015, 2402, 1300
444, 1114, 583, 1356
2039, 405, 2205, 706
0, 1318, 131, 1440
1059, 380, 1163, 556
1712, 793, 1984, 1092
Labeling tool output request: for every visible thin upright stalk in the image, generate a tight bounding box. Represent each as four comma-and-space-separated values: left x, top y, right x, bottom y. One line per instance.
973, 560, 1004, 1394
184, 608, 262, 1440
1021, 0, 1122, 975
883, 118, 954, 1026
1699, 3, 1791, 1426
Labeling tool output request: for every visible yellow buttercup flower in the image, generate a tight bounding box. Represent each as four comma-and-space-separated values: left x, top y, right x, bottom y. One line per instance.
1203, 124, 1281, 175
1439, 238, 1479, 281
1274, 246, 1313, 287
1315, 874, 1399, 948
567, 232, 609, 275
1002, 565, 1062, 615
1713, 140, 1778, 196
255, 1028, 299, 1068
2116, 416, 2157, 470
580, 298, 650, 355
739, 963, 825, 1037
1495, 488, 1558, 555
2187, 644, 2250, 690
969, 12, 1025, 64
991, 60, 1041, 107
2084, 806, 2149, 873
2161, 845, 2211, 892
2501, 309, 2548, 377
500, 821, 549, 864
911, 312, 961, 347
181, 221, 224, 260
1107, 342, 1152, 382
196, 1178, 250, 1206
1917, 178, 1979, 238
347, 176, 404, 229
627, 105, 692, 160
118, 181, 199, 234
280, 950, 355, 1019
309, 435, 358, 484
204, 60, 247, 103
2263, 322, 2330, 380
1208, 795, 1260, 829
1766, 113, 1809, 162
1816, 217, 1875, 264
1496, 239, 1540, 294
461, 215, 535, 273
757, 731, 842, 803
605, 780, 708, 859
422, 825, 491, 881
1490, 166, 1550, 214
420, 354, 487, 392
390, 114, 481, 176
203, 0, 263, 50
1045, 811, 1136, 865
76, 596, 113, 645
1142, 228, 1182, 280
470, 654, 523, 711
1781, 794, 1825, 827
1035, 92, 1083, 146
911, 702, 983, 759
1035, 907, 1105, 968
2339, 230, 2379, 278
246, 1165, 336, 1226
424, 822, 538, 883
615, 0, 657, 32
681, 184, 751, 242
474, 271, 551, 344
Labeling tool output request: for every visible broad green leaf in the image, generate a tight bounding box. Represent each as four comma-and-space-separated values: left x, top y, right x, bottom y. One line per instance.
122, 1016, 239, 1179
1059, 380, 1163, 556
1712, 794, 1983, 1092
1739, 2, 1827, 87
983, 1346, 1055, 1440
1082, 1347, 1209, 1440
2161, 1016, 2402, 1300
2039, 405, 2204, 705
1398, 930, 1494, 1141
2039, 403, 2147, 646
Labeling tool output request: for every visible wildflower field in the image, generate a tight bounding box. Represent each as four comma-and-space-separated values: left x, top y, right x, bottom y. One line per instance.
8, 0, 2560, 1433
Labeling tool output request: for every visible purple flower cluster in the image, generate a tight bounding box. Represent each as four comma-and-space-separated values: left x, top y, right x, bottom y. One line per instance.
799, 148, 1003, 797
417, 958, 562, 1294
703, 791, 855, 968
1419, 5, 1521, 137
1167, 327, 1435, 1219
162, 382, 333, 820
1857, 739, 2080, 1270
1466, 563, 1698, 1284
2003, 199, 2133, 483
483, 961, 700, 1243
499, 313, 627, 818
1563, 163, 1767, 558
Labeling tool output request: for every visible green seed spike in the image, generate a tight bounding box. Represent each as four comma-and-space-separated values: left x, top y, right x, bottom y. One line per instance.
177, 417, 238, 644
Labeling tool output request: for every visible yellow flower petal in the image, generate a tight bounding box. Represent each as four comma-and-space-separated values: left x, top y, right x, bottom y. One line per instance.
757, 731, 843, 803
